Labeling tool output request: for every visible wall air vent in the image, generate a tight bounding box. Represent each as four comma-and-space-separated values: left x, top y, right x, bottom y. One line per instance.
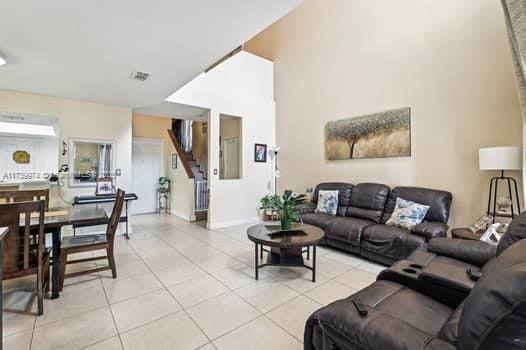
130, 70, 150, 82
0, 114, 25, 122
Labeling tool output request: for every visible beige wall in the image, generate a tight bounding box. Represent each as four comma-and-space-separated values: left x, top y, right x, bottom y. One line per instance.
132, 113, 195, 220
245, 0, 523, 226
132, 113, 172, 175
0, 90, 132, 206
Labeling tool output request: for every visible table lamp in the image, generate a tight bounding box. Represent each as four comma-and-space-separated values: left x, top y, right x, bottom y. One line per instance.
479, 146, 522, 222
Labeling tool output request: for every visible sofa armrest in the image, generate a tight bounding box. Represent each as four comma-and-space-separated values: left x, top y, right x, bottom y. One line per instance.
411, 222, 448, 240
298, 202, 317, 214
428, 237, 497, 267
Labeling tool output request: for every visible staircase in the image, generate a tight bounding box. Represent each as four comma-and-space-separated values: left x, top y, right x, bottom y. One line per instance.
167, 127, 209, 219
184, 151, 207, 180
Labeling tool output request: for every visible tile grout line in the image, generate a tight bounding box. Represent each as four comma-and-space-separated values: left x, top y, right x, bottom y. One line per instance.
140, 224, 273, 346
98, 277, 125, 350
126, 235, 216, 349
151, 220, 375, 345
28, 311, 37, 350
154, 223, 321, 345
22, 215, 380, 349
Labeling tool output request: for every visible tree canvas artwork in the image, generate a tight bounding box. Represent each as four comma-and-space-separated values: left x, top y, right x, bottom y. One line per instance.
325, 107, 411, 160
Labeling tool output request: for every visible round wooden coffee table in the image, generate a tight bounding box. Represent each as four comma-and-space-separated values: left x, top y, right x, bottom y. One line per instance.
247, 223, 325, 282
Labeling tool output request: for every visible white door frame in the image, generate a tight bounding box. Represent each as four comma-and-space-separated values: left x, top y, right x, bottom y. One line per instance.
132, 137, 164, 213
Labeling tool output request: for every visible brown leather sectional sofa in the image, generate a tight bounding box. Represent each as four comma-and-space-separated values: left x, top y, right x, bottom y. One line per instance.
379, 210, 526, 307
301, 182, 453, 265
305, 211, 526, 350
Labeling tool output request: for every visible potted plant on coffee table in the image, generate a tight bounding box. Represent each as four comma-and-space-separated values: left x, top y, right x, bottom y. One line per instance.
276, 190, 306, 230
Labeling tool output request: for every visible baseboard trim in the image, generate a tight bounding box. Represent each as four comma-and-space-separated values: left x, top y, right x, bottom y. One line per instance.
208, 216, 261, 230
170, 209, 192, 221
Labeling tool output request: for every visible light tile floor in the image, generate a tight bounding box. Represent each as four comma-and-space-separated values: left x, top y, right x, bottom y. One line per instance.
3, 214, 384, 350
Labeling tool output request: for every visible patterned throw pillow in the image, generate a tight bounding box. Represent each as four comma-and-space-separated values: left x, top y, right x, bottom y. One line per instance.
386, 197, 430, 230
315, 190, 339, 216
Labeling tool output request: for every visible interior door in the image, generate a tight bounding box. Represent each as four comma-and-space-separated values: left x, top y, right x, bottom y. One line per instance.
223, 137, 240, 179
132, 138, 163, 214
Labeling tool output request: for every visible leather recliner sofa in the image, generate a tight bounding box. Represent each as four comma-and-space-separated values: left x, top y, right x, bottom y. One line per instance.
301, 182, 453, 265
304, 237, 526, 350
378, 210, 526, 307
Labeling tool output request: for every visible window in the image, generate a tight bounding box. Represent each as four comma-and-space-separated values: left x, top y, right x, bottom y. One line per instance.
219, 115, 242, 180
0, 116, 58, 182
69, 139, 115, 187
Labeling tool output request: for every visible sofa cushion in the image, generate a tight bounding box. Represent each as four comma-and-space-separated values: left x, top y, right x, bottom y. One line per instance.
314, 190, 339, 215
313, 280, 452, 350
301, 212, 336, 229
361, 224, 426, 260
298, 202, 316, 214
385, 197, 430, 230
312, 182, 353, 207
325, 217, 374, 246
382, 186, 452, 224
347, 183, 390, 223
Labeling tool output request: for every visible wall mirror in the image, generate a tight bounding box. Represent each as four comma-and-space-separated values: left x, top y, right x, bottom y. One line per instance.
219, 114, 242, 180
69, 138, 115, 187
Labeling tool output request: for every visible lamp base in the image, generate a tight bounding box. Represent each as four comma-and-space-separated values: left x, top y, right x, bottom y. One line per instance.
487, 170, 521, 223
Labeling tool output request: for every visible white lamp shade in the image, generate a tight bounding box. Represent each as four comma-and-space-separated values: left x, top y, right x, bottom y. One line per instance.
479, 146, 522, 170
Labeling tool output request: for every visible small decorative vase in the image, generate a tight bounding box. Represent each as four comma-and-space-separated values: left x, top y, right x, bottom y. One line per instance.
281, 218, 292, 230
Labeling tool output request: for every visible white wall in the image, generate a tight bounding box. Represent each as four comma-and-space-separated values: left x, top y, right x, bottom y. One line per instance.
0, 90, 132, 206
167, 51, 276, 229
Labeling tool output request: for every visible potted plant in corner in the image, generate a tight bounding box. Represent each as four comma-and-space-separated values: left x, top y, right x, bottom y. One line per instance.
260, 194, 281, 221
260, 195, 273, 217
277, 190, 306, 230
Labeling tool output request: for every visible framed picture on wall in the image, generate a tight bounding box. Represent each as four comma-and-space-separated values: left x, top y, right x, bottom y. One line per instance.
254, 143, 267, 163
172, 153, 178, 169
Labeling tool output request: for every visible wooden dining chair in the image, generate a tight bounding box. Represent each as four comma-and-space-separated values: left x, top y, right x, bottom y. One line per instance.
0, 189, 50, 210
59, 189, 125, 290
0, 200, 50, 315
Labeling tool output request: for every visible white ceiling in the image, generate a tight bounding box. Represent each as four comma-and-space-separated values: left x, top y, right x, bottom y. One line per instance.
0, 0, 301, 108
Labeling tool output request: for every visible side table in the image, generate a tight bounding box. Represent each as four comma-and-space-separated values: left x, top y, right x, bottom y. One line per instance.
451, 227, 483, 241
156, 189, 170, 214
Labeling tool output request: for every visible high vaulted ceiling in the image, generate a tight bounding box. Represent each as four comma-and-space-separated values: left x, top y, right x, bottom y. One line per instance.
0, 0, 301, 108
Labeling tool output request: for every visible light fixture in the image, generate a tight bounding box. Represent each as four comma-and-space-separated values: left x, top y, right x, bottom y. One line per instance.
0, 121, 56, 136
270, 146, 281, 194
479, 146, 522, 221
0, 54, 5, 66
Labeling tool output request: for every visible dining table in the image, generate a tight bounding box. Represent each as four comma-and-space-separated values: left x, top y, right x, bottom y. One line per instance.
20, 205, 109, 299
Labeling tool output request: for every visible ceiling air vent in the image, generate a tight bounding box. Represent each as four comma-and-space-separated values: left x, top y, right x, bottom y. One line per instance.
130, 70, 150, 82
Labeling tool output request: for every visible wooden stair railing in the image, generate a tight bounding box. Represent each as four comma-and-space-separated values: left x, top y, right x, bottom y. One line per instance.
167, 129, 195, 179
